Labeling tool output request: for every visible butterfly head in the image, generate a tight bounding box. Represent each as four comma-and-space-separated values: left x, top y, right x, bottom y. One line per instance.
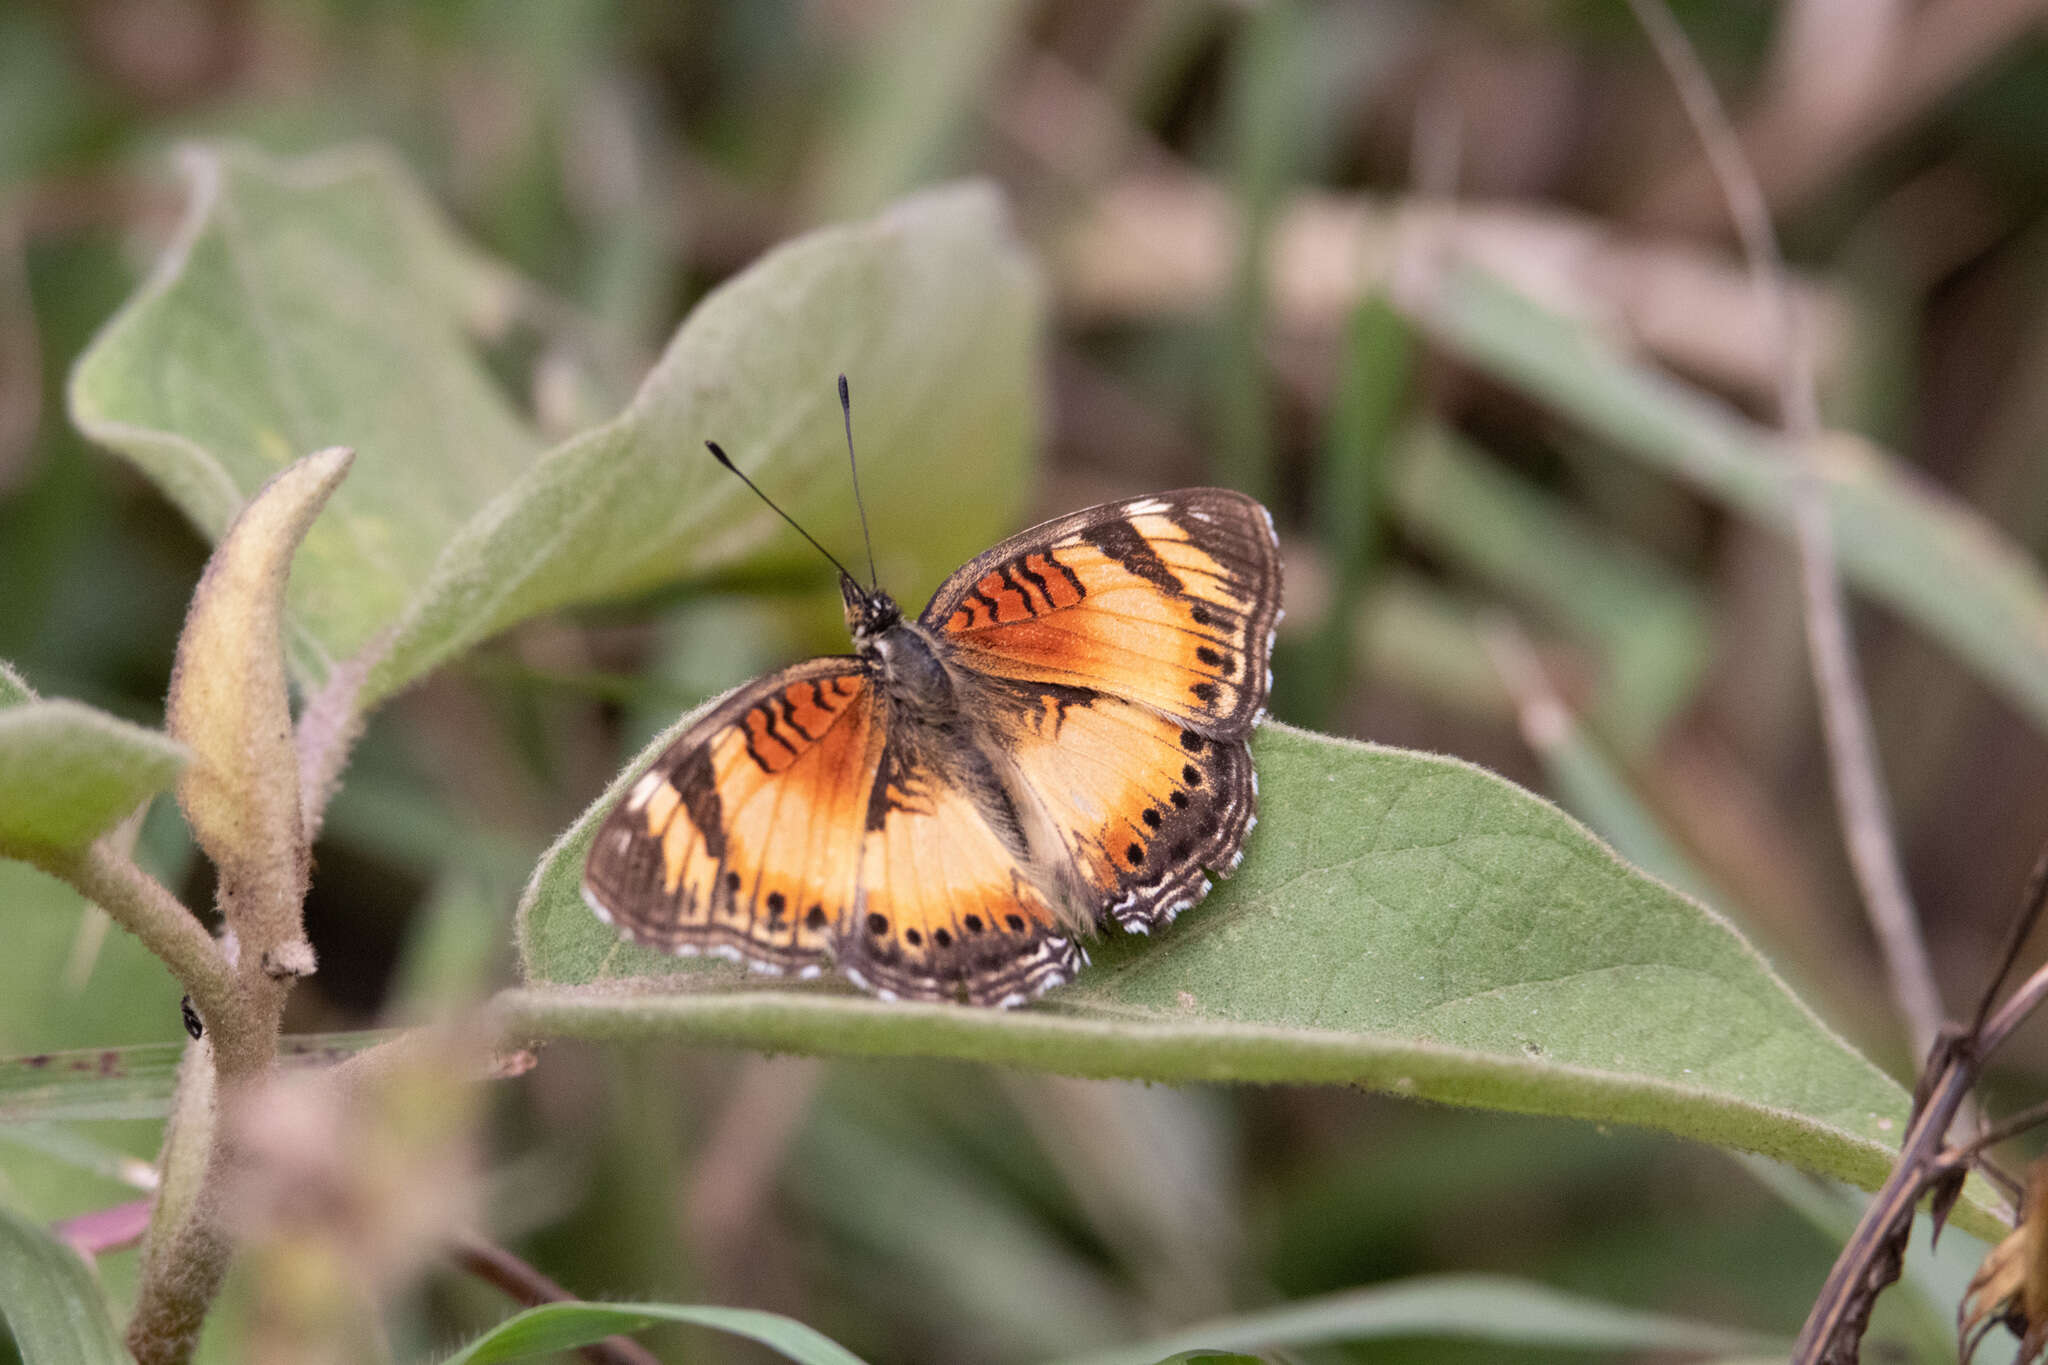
841, 572, 902, 647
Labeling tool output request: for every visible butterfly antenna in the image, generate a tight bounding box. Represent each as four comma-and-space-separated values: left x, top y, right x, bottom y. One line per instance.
839, 374, 880, 589
704, 440, 862, 587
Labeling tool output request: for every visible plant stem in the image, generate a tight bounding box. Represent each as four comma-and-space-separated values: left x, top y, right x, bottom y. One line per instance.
1625, 0, 1941, 1064
55, 843, 241, 1055
52, 842, 292, 1365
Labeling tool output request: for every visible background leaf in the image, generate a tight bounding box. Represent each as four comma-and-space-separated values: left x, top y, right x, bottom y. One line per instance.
0, 697, 185, 864
0, 662, 29, 708
0, 1032, 389, 1124
1054, 1273, 1786, 1365
69, 143, 542, 685
373, 180, 1043, 703
68, 143, 1043, 709
0, 1198, 128, 1365
510, 720, 1930, 1224
437, 1301, 868, 1365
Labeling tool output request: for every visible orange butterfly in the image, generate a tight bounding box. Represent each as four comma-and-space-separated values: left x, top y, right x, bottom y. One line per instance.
583, 380, 1282, 1006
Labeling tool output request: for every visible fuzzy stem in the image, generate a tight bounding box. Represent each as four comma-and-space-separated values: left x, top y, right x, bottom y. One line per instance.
55, 843, 241, 1054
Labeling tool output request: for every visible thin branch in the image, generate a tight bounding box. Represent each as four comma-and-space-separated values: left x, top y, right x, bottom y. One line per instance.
55, 842, 241, 1045
1970, 842, 2048, 1038
1793, 1039, 1976, 1358
1793, 844, 2048, 1358
1626, 0, 1943, 1061
1949, 1095, 2048, 1164
451, 1232, 661, 1365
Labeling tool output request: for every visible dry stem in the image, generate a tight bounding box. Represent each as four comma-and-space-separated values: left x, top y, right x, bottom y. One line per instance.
1625, 0, 1943, 1062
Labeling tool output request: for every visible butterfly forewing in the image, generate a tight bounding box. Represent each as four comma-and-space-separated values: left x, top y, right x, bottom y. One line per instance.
582, 659, 880, 974
925, 489, 1281, 735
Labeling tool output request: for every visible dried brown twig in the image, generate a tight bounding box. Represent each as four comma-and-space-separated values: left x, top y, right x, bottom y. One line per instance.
1793, 846, 2048, 1360
1625, 0, 1942, 1063
1621, 3, 2025, 1358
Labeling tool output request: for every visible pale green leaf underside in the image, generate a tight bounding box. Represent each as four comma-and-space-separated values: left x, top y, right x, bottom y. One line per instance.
0, 1200, 128, 1365
438, 1302, 868, 1365
69, 143, 541, 684
515, 720, 1914, 1205
69, 142, 1043, 707
373, 179, 1042, 703
0, 700, 186, 862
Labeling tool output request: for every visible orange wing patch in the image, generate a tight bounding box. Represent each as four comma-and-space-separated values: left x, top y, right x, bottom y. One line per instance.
984, 681, 1256, 932
835, 738, 1084, 1005
583, 660, 879, 974
927, 490, 1281, 736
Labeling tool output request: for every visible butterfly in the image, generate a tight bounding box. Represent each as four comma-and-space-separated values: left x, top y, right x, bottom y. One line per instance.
582, 380, 1282, 1006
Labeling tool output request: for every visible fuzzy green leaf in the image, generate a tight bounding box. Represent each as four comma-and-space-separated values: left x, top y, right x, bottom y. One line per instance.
371, 179, 1041, 703
70, 142, 1042, 707
0, 1199, 128, 1365
69, 144, 541, 685
0, 699, 186, 864
166, 446, 351, 972
511, 719, 1930, 1224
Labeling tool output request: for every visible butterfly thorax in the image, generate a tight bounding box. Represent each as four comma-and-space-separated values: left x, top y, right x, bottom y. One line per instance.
842, 573, 958, 716
864, 619, 959, 718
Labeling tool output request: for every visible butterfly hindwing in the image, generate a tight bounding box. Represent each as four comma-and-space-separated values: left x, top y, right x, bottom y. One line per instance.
923, 488, 1279, 933
582, 658, 880, 974
925, 488, 1281, 735
975, 679, 1256, 933
835, 723, 1085, 1005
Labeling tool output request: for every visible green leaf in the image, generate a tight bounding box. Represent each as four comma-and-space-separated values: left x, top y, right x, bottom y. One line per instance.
0, 1199, 128, 1365
69, 143, 543, 685
437, 1301, 867, 1365
0, 1032, 390, 1124
1415, 265, 2048, 739
71, 143, 1043, 708
372, 178, 1041, 704
510, 720, 1932, 1225
0, 700, 186, 865
1052, 1274, 1785, 1365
